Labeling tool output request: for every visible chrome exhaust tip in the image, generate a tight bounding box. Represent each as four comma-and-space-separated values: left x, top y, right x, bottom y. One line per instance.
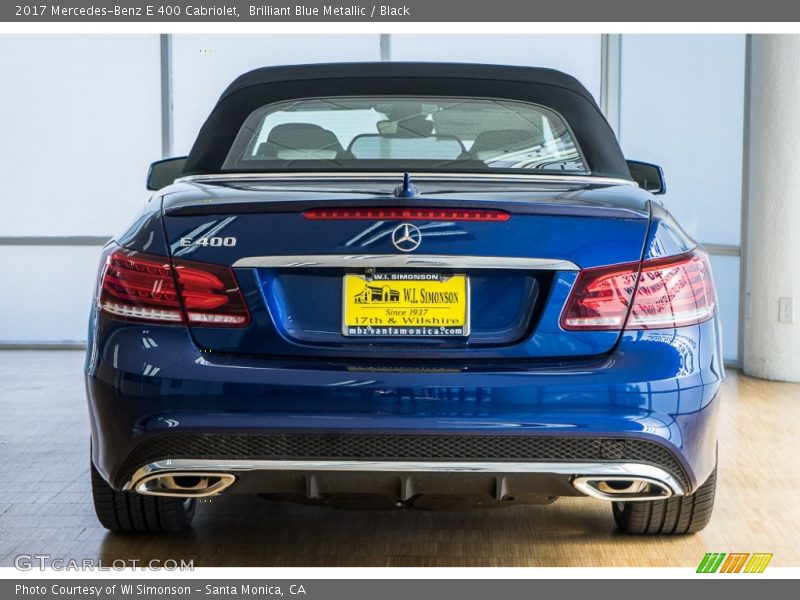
572, 475, 674, 501
134, 471, 236, 498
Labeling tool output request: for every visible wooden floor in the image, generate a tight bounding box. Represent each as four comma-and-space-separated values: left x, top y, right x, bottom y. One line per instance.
0, 350, 798, 568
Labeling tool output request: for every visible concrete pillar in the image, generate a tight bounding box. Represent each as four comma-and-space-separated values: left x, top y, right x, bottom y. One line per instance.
744, 35, 800, 382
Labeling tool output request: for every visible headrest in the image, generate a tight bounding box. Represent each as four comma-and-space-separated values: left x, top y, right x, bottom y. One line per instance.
470, 129, 543, 157
256, 123, 343, 158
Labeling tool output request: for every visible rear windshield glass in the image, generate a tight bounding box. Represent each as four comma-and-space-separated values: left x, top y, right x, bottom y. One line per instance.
222, 96, 587, 173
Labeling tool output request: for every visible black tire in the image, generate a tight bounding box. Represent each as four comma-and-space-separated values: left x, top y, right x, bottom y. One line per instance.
612, 467, 717, 534
91, 460, 196, 533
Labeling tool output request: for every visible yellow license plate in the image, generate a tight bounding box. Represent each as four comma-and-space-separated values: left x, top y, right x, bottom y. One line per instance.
342, 273, 469, 337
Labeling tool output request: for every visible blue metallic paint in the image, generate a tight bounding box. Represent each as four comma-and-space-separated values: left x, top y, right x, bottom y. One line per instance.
644, 201, 696, 260
86, 178, 723, 498
85, 317, 721, 492
159, 184, 652, 359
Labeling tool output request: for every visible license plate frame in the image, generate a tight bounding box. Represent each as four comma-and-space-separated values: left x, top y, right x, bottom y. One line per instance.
342, 272, 470, 337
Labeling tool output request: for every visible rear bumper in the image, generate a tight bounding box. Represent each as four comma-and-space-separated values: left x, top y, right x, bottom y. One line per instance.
85, 318, 723, 501
125, 459, 684, 507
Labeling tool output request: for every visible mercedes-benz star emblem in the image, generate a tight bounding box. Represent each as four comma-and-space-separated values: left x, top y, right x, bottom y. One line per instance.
391, 223, 422, 252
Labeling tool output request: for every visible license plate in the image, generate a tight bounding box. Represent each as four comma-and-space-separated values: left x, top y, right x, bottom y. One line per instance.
342, 273, 469, 337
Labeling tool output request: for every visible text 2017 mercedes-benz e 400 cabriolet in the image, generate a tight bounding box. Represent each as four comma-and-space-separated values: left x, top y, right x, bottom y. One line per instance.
86, 63, 722, 534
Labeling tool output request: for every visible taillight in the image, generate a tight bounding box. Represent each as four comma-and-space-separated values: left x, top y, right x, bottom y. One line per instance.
560, 262, 639, 330
627, 251, 716, 329
303, 207, 510, 221
173, 259, 250, 326
98, 250, 183, 323
561, 250, 715, 331
98, 247, 250, 327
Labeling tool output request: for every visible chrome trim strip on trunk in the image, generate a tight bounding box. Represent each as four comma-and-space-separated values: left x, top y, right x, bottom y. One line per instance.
124, 459, 685, 498
232, 254, 580, 271
176, 171, 637, 187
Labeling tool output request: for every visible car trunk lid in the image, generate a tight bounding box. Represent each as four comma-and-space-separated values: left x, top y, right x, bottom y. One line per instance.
160, 178, 650, 360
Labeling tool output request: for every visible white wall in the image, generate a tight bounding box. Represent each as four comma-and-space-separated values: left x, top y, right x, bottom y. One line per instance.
619, 35, 745, 246
619, 34, 746, 362
0, 246, 101, 343
0, 35, 161, 343
0, 36, 161, 237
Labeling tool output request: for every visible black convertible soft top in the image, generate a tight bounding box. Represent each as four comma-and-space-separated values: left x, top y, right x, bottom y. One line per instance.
184, 62, 631, 180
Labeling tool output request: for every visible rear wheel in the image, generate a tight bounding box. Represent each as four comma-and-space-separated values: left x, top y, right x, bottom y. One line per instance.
91, 460, 196, 533
612, 467, 717, 534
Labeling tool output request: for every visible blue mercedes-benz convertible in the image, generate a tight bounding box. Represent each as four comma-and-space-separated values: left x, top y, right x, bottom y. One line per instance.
85, 63, 722, 534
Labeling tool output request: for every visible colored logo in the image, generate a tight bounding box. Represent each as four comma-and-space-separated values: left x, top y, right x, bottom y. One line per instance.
697, 553, 773, 573
391, 223, 422, 252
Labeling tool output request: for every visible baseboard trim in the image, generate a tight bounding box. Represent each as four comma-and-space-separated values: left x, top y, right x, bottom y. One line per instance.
0, 341, 86, 350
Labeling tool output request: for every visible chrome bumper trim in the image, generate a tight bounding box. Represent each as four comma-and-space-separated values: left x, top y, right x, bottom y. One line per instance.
232, 254, 579, 271
124, 459, 685, 499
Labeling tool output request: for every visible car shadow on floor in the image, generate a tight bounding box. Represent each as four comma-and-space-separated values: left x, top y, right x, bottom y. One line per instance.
94, 493, 700, 567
